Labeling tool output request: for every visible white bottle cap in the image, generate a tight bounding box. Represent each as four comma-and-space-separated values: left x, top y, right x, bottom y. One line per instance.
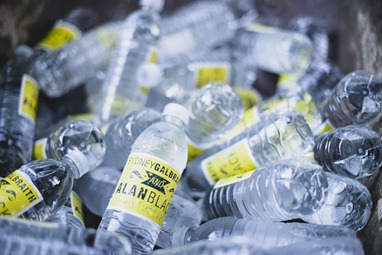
162, 103, 190, 126
66, 149, 90, 179
140, 0, 164, 12
136, 63, 162, 89
15, 45, 33, 57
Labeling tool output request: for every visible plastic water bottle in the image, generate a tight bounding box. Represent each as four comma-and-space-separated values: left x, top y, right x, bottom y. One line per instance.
0, 149, 91, 221
31, 22, 121, 97
32, 120, 105, 171
158, 0, 257, 60
319, 70, 382, 128
156, 194, 202, 248
152, 236, 365, 255
102, 108, 162, 170
97, 103, 189, 253
186, 82, 244, 155
74, 165, 122, 216
267, 236, 365, 255
33, 7, 98, 58
202, 158, 328, 222
95, 0, 164, 123
313, 125, 382, 179
47, 191, 85, 229
233, 22, 314, 74
169, 216, 356, 249
301, 172, 372, 232
183, 111, 314, 197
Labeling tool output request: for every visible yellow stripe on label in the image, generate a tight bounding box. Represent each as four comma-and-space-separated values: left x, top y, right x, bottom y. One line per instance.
190, 62, 230, 88
0, 170, 43, 217
201, 138, 258, 184
37, 20, 81, 52
107, 152, 180, 227
18, 74, 39, 123
214, 170, 255, 189
33, 138, 47, 160
70, 191, 85, 225
234, 87, 262, 110
246, 23, 278, 33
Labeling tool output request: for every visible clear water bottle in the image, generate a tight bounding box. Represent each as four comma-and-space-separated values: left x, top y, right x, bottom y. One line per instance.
156, 194, 202, 248
0, 149, 90, 221
102, 108, 162, 170
0, 47, 37, 177
0, 218, 102, 255
202, 158, 328, 222
47, 191, 85, 229
183, 111, 314, 197
32, 120, 105, 171
74, 165, 121, 216
170, 216, 356, 249
313, 125, 382, 179
186, 82, 244, 154
31, 21, 121, 97
267, 236, 365, 255
158, 0, 257, 60
33, 7, 99, 58
97, 103, 189, 253
301, 172, 372, 232
319, 70, 382, 128
288, 17, 330, 63
95, 0, 164, 123
233, 22, 314, 74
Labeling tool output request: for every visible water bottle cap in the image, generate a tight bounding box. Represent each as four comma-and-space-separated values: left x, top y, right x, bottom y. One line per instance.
136, 63, 162, 89
14, 45, 33, 57
162, 103, 190, 126
66, 149, 90, 178
140, 0, 164, 12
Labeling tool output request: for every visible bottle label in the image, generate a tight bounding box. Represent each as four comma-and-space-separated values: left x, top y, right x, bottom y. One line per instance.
201, 138, 258, 184
32, 138, 47, 160
0, 170, 43, 217
214, 170, 254, 188
277, 73, 300, 91
70, 191, 85, 225
219, 106, 261, 144
107, 152, 180, 227
37, 20, 82, 52
313, 119, 334, 135
18, 74, 39, 123
187, 138, 212, 161
141, 48, 159, 94
190, 62, 230, 88
68, 113, 95, 121
234, 87, 262, 110
246, 22, 278, 34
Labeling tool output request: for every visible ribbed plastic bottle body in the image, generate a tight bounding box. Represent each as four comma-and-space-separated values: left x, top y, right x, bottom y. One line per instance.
98, 110, 188, 253
96, 7, 161, 123
302, 172, 372, 232
314, 125, 382, 179
0, 55, 36, 177
267, 236, 365, 255
183, 112, 314, 197
158, 1, 237, 60
103, 108, 162, 170
32, 22, 120, 97
234, 24, 314, 74
75, 166, 121, 216
48, 203, 85, 229
157, 194, 202, 248
186, 82, 244, 147
319, 70, 382, 127
203, 159, 328, 222
41, 120, 106, 170
175, 217, 355, 249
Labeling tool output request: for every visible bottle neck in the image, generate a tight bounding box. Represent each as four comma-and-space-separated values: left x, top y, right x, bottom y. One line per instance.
62, 156, 82, 179
163, 114, 187, 129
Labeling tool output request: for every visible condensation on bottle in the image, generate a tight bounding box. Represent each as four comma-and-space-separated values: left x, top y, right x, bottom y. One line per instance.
202, 158, 328, 222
